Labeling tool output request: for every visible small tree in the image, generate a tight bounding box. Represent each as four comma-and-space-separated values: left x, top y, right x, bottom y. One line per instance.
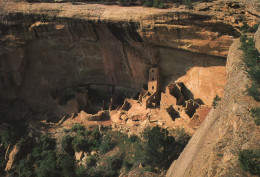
212, 95, 221, 109
72, 137, 88, 152
142, 126, 176, 168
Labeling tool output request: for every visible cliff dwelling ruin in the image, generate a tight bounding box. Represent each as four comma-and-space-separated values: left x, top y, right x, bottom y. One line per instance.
40, 65, 213, 135
2, 0, 254, 136
0, 0, 259, 176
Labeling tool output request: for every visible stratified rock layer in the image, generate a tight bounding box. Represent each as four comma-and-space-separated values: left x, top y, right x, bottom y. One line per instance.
0, 0, 258, 120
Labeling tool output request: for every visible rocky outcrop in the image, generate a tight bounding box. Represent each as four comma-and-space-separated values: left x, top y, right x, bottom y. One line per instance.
5, 144, 20, 172
166, 28, 260, 177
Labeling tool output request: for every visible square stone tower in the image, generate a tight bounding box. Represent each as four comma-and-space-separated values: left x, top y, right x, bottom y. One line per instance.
148, 67, 160, 94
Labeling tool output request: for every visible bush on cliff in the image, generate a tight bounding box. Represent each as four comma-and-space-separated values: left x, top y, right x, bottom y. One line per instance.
251, 107, 260, 126
239, 149, 260, 175
240, 34, 260, 102
212, 95, 221, 109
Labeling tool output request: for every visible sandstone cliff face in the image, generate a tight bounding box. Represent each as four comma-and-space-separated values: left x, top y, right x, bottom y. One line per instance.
166, 29, 260, 177
0, 1, 258, 120
176, 66, 226, 105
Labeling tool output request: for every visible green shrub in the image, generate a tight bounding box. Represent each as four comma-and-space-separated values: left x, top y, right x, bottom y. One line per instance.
17, 158, 35, 177
0, 147, 6, 174
89, 126, 101, 139
0, 159, 5, 173
240, 33, 247, 43
143, 0, 153, 7
73, 136, 88, 152
140, 165, 153, 172
240, 36, 260, 79
241, 23, 259, 33
240, 35, 260, 102
182, 0, 193, 9
38, 135, 56, 151
102, 153, 124, 173
249, 24, 259, 33
242, 38, 259, 67
17, 137, 35, 160
62, 135, 74, 154
153, 0, 166, 8
118, 0, 137, 6
56, 154, 75, 177
99, 136, 115, 154
122, 160, 133, 172
247, 82, 260, 101
85, 167, 103, 177
174, 128, 191, 149
132, 142, 146, 164
239, 149, 260, 175
75, 166, 88, 177
87, 127, 102, 151
71, 124, 86, 133
62, 128, 70, 133
247, 66, 260, 84
85, 155, 97, 167
241, 23, 250, 33
251, 107, 260, 126
129, 135, 138, 142
104, 170, 118, 177
212, 95, 221, 109
142, 126, 176, 168
36, 151, 58, 177
143, 0, 166, 8
1, 124, 25, 148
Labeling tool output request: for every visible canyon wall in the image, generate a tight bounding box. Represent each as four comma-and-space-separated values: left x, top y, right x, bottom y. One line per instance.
166, 27, 260, 177
0, 0, 257, 121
